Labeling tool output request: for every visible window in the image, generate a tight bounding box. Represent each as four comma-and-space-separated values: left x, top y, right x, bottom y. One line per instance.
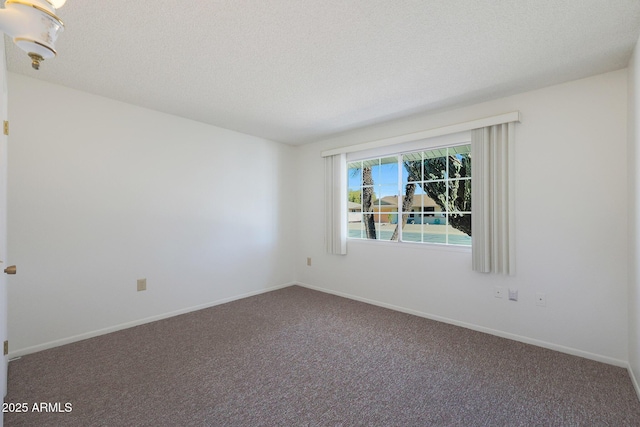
347, 144, 471, 246
326, 113, 516, 271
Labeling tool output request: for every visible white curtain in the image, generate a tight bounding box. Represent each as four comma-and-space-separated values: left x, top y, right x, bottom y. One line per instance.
325, 153, 347, 255
471, 123, 515, 275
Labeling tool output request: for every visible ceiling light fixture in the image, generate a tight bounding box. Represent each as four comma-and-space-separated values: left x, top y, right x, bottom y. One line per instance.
0, 0, 66, 70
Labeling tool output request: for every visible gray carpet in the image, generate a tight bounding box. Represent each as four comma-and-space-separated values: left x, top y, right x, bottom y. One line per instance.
4, 285, 640, 426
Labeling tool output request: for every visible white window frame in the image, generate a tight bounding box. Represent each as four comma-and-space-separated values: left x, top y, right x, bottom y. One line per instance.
346, 131, 472, 248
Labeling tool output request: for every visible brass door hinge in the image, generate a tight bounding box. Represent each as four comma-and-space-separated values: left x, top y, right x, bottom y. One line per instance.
3, 120, 8, 136
3, 340, 7, 356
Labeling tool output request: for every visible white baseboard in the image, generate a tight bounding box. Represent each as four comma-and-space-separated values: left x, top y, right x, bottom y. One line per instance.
9, 282, 296, 359
295, 282, 629, 368
11, 280, 631, 372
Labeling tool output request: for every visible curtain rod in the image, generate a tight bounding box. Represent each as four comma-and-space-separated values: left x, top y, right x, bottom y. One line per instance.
321, 111, 521, 158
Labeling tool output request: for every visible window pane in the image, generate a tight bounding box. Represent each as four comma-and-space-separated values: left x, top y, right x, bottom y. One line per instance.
362, 186, 375, 212
347, 161, 362, 175
402, 216, 422, 242
348, 183, 361, 199
377, 211, 398, 224
449, 147, 471, 179
377, 156, 398, 184
423, 151, 447, 180
361, 161, 376, 188
347, 188, 362, 224
348, 162, 362, 188
402, 152, 422, 183
423, 181, 447, 207
377, 186, 398, 204
409, 193, 436, 212
448, 179, 472, 213
423, 220, 447, 244
446, 214, 472, 245
368, 158, 381, 183
362, 214, 376, 239
348, 220, 364, 239
463, 153, 472, 178
400, 191, 416, 213
375, 221, 397, 241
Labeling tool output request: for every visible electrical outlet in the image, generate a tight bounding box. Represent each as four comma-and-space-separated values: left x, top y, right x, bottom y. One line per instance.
494, 286, 504, 298
137, 278, 147, 292
508, 289, 518, 301
536, 293, 546, 307
307, 257, 312, 266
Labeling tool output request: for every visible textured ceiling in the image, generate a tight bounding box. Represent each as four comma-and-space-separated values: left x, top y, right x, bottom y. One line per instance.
5, 0, 640, 144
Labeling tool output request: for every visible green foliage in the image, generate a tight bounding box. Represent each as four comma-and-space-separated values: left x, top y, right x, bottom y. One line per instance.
348, 190, 361, 204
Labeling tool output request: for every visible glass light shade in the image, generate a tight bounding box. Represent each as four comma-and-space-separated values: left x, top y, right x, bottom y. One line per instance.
49, 0, 66, 8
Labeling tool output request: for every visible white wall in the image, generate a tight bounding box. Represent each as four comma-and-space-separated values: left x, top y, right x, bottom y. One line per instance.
629, 35, 640, 393
5, 67, 632, 368
296, 69, 629, 366
7, 73, 296, 355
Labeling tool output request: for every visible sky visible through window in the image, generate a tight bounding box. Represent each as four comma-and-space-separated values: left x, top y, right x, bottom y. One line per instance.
348, 157, 428, 199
